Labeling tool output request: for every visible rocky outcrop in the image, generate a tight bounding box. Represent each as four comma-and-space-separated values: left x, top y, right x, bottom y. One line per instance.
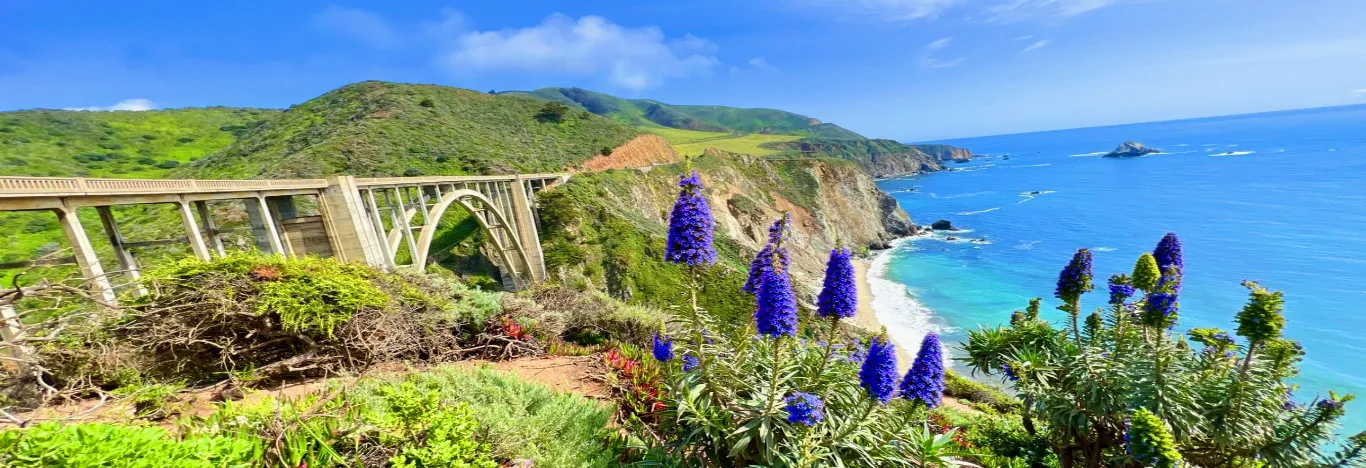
762, 139, 974, 179
599, 154, 915, 288
1103, 141, 1159, 158
575, 134, 680, 171
931, 219, 956, 231
911, 144, 973, 162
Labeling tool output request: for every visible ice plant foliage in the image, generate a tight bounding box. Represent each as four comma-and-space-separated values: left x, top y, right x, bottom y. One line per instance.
664, 171, 717, 266
753, 268, 798, 337
816, 247, 857, 319
860, 335, 899, 404
784, 392, 826, 426
652, 332, 674, 362
743, 215, 791, 294
899, 333, 946, 408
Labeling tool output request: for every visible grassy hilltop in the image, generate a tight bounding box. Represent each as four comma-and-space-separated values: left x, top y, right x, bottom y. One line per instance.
505, 86, 866, 139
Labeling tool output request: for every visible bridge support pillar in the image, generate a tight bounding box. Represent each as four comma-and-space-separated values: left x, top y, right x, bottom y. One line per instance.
95, 206, 148, 297
509, 177, 546, 281
245, 197, 286, 255
319, 176, 388, 267
54, 206, 117, 305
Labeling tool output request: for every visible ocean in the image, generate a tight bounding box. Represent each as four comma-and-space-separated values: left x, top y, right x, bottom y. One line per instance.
871, 104, 1366, 434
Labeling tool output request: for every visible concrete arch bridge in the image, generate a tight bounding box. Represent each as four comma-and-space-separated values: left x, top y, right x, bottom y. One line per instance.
0, 173, 569, 305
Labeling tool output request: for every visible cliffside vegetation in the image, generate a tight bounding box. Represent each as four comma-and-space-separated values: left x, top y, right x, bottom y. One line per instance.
189, 82, 642, 178
505, 87, 865, 139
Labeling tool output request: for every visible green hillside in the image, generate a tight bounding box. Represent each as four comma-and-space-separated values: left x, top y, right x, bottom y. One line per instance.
191, 81, 641, 179
0, 108, 275, 178
760, 138, 948, 177
507, 87, 864, 139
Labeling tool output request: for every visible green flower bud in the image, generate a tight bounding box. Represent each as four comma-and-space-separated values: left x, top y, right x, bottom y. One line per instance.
1235, 280, 1285, 344
1127, 408, 1182, 468
1132, 253, 1160, 293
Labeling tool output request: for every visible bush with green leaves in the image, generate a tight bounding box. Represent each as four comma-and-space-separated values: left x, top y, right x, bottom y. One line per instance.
963, 234, 1366, 467
0, 422, 262, 467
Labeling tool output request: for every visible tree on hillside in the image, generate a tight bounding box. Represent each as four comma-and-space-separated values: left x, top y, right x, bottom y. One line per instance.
535, 102, 571, 123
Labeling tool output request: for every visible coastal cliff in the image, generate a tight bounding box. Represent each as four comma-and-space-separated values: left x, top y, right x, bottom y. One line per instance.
760, 138, 972, 178
535, 152, 915, 321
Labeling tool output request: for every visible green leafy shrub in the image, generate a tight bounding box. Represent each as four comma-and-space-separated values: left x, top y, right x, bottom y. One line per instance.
366, 382, 498, 468
963, 237, 1365, 467
352, 366, 617, 467
0, 422, 261, 467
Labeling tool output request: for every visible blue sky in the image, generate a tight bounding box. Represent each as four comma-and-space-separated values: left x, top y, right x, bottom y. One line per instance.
3, 0, 1366, 140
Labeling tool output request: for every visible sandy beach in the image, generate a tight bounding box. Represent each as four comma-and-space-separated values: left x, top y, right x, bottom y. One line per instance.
850, 259, 914, 372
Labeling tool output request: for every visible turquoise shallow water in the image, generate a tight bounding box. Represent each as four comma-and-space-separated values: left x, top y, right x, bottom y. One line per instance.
872, 104, 1366, 434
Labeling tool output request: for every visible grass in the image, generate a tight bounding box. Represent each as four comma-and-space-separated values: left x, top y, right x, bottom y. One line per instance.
642, 126, 802, 157
0, 107, 275, 178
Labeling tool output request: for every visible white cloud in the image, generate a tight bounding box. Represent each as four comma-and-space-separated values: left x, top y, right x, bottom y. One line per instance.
65, 98, 157, 112
805, 0, 963, 22
919, 56, 967, 69
919, 37, 965, 69
1015, 35, 1035, 41
311, 5, 400, 48
984, 0, 1136, 23
748, 57, 781, 72
440, 14, 718, 91
925, 37, 953, 51
1020, 39, 1052, 53
1353, 88, 1366, 97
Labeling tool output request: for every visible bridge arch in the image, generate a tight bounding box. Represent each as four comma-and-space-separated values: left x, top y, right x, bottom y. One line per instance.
410, 188, 535, 289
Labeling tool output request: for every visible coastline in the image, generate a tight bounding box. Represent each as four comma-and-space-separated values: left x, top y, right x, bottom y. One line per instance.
851, 258, 913, 373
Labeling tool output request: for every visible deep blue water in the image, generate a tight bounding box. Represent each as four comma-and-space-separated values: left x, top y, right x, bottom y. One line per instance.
872, 104, 1366, 435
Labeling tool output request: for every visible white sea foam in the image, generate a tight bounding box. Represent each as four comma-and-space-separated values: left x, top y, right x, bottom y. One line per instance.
1016, 190, 1054, 204
1094, 247, 1117, 252
889, 188, 918, 193
940, 191, 994, 199
1010, 163, 1053, 168
1174, 143, 1189, 147
1014, 240, 1041, 250
958, 207, 1001, 216
1211, 150, 1255, 157
868, 241, 951, 359
1070, 151, 1107, 157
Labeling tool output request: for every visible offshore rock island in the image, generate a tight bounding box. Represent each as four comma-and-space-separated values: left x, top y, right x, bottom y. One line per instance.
1102, 140, 1161, 158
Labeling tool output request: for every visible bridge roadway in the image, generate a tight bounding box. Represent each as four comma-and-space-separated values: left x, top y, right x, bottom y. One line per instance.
0, 173, 570, 304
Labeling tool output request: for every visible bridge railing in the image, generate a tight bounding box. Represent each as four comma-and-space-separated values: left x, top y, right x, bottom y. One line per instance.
0, 176, 329, 198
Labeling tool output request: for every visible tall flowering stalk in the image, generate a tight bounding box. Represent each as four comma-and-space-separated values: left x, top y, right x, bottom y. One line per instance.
1055, 248, 1094, 343
752, 215, 798, 416
834, 333, 899, 440
860, 335, 900, 404
1234, 280, 1285, 376
1153, 233, 1184, 294
744, 214, 791, 295
899, 332, 946, 409
665, 170, 717, 376
665, 171, 717, 267
812, 245, 857, 383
